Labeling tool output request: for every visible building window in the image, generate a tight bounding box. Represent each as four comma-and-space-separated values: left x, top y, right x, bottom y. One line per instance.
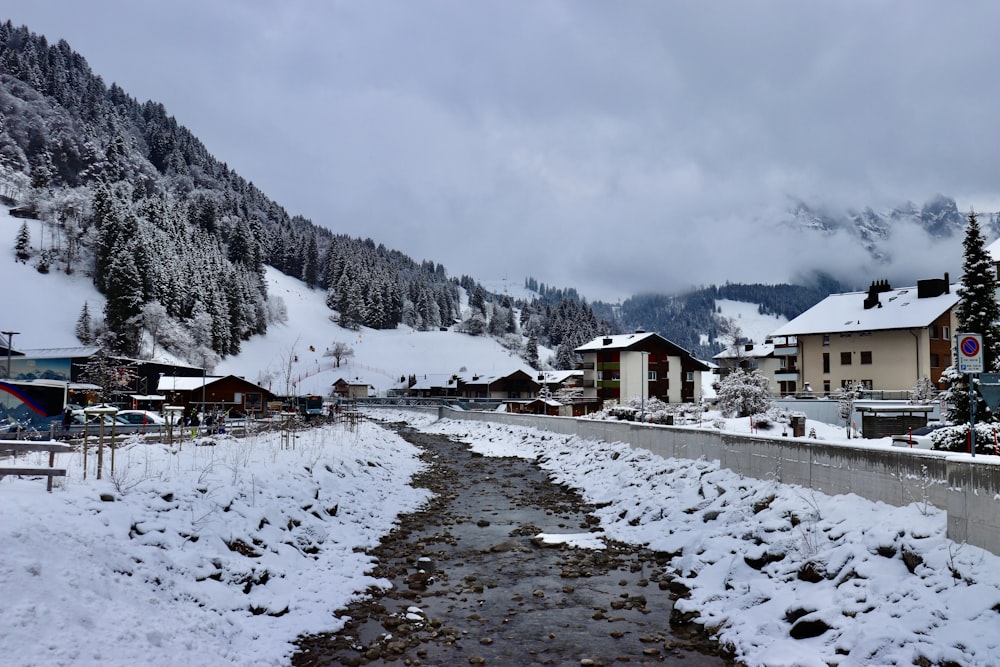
860, 351, 872, 365
823, 334, 830, 346
685, 371, 694, 382
648, 370, 657, 381
943, 326, 950, 340
823, 381, 831, 395
610, 371, 620, 381
823, 353, 830, 373
930, 353, 941, 368
596, 371, 603, 381
840, 352, 852, 365
930, 325, 939, 339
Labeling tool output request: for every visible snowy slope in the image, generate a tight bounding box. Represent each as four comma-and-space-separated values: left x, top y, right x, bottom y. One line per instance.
712, 298, 789, 345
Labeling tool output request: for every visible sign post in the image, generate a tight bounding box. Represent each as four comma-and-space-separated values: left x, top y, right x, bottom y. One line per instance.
957, 333, 984, 457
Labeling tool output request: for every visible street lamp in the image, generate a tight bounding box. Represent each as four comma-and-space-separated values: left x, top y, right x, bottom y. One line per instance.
2, 330, 19, 380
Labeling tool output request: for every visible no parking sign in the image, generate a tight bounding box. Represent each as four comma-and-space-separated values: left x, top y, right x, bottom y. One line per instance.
957, 333, 983, 373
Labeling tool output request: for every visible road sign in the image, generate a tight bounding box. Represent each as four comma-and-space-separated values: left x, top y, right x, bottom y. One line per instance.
979, 372, 1000, 411
957, 333, 984, 373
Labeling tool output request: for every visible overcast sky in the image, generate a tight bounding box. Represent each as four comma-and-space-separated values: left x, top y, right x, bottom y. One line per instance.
5, 1, 1000, 301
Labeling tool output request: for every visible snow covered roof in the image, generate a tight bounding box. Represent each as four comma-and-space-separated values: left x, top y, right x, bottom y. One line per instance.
576, 331, 711, 370
713, 342, 776, 360
409, 373, 457, 391
770, 282, 960, 337
987, 237, 1000, 261
18, 346, 102, 359
455, 367, 538, 386
538, 370, 583, 385
576, 331, 657, 351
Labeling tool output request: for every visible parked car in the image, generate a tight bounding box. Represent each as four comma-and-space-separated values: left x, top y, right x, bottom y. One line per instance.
116, 410, 167, 426
890, 423, 948, 449
69, 410, 127, 427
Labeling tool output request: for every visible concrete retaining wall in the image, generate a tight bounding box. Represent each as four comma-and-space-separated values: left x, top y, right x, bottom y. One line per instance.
436, 407, 1000, 556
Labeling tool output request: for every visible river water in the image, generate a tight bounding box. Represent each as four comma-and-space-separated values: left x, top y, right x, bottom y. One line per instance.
292, 425, 733, 666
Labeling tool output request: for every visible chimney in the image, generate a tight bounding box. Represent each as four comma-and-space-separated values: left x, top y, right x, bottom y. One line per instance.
863, 279, 891, 309
917, 272, 950, 299
635, 328, 646, 334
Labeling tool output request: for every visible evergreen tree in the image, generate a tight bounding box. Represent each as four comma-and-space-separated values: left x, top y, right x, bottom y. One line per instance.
943, 211, 1000, 424
14, 221, 30, 262
102, 247, 144, 356
75, 301, 93, 344
525, 331, 540, 369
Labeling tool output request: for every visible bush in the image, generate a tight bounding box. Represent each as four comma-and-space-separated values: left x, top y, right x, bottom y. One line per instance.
932, 423, 1000, 455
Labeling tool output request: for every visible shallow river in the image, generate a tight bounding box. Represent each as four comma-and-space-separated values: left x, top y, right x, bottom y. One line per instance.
292, 424, 733, 666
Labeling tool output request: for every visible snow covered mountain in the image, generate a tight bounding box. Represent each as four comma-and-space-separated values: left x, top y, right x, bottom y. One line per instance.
784, 194, 991, 265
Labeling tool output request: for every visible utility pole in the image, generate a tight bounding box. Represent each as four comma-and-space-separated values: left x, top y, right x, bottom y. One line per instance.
2, 330, 19, 379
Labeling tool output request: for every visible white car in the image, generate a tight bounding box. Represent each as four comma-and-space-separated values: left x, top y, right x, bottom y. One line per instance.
116, 410, 167, 426
890, 424, 948, 449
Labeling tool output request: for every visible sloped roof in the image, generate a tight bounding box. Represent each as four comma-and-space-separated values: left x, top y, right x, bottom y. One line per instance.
576, 332, 711, 370
770, 283, 960, 337
156, 374, 269, 393
538, 370, 583, 385
18, 346, 102, 359
714, 342, 775, 360
409, 373, 457, 391
576, 331, 657, 351
456, 367, 539, 386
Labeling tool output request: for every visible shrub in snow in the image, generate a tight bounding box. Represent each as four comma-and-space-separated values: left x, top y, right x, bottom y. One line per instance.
716, 368, 772, 418
932, 422, 1000, 455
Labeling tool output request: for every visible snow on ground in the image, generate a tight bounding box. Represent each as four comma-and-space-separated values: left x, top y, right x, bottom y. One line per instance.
0, 422, 430, 667
3, 406, 1000, 666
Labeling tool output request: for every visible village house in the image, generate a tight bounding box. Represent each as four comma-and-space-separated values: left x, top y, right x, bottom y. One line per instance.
156, 374, 274, 417
575, 331, 710, 404
768, 275, 959, 397
331, 378, 372, 400
713, 339, 800, 397
454, 368, 540, 400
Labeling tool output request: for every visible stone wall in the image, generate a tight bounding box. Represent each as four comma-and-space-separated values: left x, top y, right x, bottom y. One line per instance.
435, 407, 1000, 556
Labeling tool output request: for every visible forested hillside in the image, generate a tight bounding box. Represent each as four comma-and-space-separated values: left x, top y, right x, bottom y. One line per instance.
0, 22, 471, 367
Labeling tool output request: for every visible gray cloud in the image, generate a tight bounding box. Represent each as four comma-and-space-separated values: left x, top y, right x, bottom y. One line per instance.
6, 0, 1000, 301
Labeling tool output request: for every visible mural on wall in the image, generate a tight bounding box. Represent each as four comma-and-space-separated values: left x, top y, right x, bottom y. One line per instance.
7, 357, 72, 382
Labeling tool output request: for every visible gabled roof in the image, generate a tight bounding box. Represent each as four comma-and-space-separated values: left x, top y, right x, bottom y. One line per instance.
713, 342, 775, 361
770, 283, 960, 337
576, 331, 657, 352
537, 370, 583, 385
18, 346, 102, 359
409, 373, 458, 391
456, 367, 539, 386
575, 332, 711, 370
156, 374, 270, 393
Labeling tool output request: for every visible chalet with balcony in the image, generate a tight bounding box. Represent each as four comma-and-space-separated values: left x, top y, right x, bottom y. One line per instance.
575, 331, 710, 404
768, 275, 959, 397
